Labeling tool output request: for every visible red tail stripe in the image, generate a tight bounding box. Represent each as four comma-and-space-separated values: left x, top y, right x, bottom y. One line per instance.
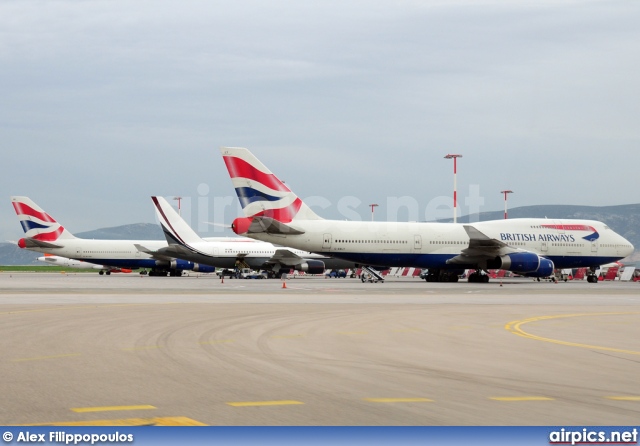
12, 202, 56, 223
250, 198, 302, 223
32, 226, 64, 241
223, 156, 291, 193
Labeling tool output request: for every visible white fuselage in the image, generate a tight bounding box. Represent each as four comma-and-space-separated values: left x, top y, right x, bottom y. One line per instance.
24, 237, 353, 270
37, 255, 105, 270
244, 218, 634, 269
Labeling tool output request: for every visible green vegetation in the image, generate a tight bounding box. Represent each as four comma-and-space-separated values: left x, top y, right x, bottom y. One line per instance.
0, 265, 98, 273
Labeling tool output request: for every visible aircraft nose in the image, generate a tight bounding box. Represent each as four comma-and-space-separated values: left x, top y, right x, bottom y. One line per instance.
619, 235, 635, 257
624, 240, 635, 257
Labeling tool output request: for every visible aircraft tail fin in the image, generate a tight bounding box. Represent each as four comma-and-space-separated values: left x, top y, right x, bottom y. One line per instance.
151, 196, 204, 247
220, 147, 322, 222
10, 196, 76, 241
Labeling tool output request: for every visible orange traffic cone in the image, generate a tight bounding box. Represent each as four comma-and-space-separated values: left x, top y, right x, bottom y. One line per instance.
282, 281, 287, 289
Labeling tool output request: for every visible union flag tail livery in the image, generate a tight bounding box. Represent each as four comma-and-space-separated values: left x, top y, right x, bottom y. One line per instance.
221, 147, 322, 223
11, 196, 76, 244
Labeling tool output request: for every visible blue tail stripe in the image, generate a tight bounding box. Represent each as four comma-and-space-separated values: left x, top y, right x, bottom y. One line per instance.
20, 220, 50, 233
235, 187, 281, 208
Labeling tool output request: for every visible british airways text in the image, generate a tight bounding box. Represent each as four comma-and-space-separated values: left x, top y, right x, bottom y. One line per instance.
500, 233, 577, 243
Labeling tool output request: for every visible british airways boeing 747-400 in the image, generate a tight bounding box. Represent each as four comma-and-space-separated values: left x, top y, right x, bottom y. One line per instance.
220, 147, 634, 283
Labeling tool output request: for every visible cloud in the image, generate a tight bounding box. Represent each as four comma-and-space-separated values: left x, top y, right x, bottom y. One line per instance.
1, 0, 639, 241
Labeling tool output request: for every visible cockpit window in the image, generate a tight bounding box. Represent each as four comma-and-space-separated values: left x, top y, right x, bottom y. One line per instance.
604, 225, 610, 230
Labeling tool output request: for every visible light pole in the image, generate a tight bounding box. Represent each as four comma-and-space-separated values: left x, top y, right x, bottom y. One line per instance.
444, 154, 462, 223
173, 196, 182, 216
500, 190, 513, 219
369, 204, 379, 221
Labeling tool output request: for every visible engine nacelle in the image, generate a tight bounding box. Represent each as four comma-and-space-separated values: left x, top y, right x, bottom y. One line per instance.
496, 252, 541, 273
170, 259, 195, 270
522, 258, 555, 278
492, 252, 555, 277
192, 263, 216, 273
157, 259, 195, 270
295, 259, 325, 275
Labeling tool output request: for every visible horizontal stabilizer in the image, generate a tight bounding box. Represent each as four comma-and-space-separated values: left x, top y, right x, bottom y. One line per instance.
133, 243, 154, 254
21, 238, 63, 249
155, 244, 195, 259
133, 243, 178, 261
248, 217, 305, 235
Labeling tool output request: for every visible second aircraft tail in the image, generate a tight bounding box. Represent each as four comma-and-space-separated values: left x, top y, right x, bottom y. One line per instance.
151, 196, 204, 247
10, 196, 76, 242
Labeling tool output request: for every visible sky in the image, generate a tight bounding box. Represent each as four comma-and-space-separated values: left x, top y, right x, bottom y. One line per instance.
1, 0, 639, 241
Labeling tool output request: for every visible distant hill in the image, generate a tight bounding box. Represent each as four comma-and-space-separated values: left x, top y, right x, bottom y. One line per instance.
0, 242, 43, 266
1, 203, 638, 265
76, 223, 164, 240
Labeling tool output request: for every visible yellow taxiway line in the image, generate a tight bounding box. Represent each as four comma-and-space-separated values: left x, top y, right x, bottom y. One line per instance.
29, 417, 205, 426
505, 312, 640, 355
226, 400, 304, 407
12, 353, 82, 362
71, 405, 156, 413
364, 398, 434, 403
490, 397, 554, 402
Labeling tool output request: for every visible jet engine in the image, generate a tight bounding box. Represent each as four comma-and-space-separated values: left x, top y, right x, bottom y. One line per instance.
522, 258, 555, 278
192, 263, 216, 273
294, 260, 325, 275
490, 252, 554, 277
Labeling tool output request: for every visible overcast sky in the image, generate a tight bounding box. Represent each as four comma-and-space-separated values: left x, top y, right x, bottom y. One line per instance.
2, 0, 639, 241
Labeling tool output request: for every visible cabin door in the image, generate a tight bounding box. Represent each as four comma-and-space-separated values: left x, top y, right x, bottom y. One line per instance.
322, 234, 332, 250
414, 235, 422, 252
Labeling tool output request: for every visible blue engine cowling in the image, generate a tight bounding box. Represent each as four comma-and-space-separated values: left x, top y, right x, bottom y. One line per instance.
192, 263, 216, 273
157, 259, 215, 273
521, 258, 555, 278
169, 259, 195, 270
495, 252, 555, 277
295, 260, 325, 275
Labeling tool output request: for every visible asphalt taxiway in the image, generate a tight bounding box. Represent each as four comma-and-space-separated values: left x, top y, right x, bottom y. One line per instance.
0, 273, 639, 426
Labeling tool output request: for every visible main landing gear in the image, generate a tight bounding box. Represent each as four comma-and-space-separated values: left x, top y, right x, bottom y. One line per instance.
467, 270, 489, 283
146, 269, 184, 277
423, 269, 462, 283
586, 268, 599, 283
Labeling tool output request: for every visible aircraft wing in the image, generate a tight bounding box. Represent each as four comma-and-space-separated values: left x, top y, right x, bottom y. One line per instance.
446, 225, 526, 265
265, 249, 309, 267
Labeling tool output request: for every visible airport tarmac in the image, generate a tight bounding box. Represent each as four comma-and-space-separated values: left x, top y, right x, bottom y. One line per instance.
0, 272, 639, 426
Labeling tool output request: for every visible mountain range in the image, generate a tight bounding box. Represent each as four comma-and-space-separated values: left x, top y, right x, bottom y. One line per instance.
1, 204, 638, 265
